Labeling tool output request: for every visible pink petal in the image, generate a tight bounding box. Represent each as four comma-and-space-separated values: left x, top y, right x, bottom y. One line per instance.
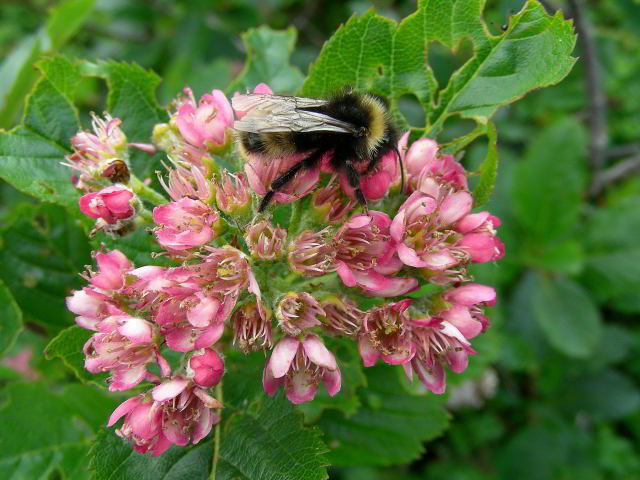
323, 368, 341, 396
192, 404, 215, 443
397, 243, 430, 268
438, 191, 473, 226
302, 335, 337, 370
187, 295, 220, 327
335, 261, 356, 287
358, 335, 379, 367
269, 337, 300, 378
440, 305, 483, 339
381, 341, 416, 365
459, 233, 498, 263
152, 377, 190, 401
156, 353, 172, 377
455, 211, 490, 233
390, 209, 406, 242
262, 360, 283, 396
286, 371, 317, 404
108, 396, 141, 426
365, 276, 418, 297
194, 322, 225, 349
117, 317, 152, 344
446, 284, 496, 306
110, 364, 148, 391
150, 433, 172, 457
413, 358, 446, 394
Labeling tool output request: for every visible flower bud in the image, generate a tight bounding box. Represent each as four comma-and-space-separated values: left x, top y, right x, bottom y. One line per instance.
245, 220, 287, 260
231, 301, 273, 352
188, 348, 224, 387
215, 169, 251, 215
79, 186, 135, 224
152, 198, 221, 251
276, 292, 325, 336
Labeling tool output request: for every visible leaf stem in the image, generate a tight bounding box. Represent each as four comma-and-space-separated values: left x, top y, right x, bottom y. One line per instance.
210, 381, 223, 480
129, 175, 168, 205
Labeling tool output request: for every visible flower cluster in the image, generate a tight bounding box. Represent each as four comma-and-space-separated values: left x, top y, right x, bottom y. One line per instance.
65, 83, 503, 456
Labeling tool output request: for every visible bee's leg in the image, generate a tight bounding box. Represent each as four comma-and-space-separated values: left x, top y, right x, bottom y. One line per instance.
344, 159, 367, 208
259, 149, 326, 212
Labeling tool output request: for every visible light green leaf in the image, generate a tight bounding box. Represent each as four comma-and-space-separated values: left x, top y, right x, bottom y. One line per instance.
0, 382, 118, 480
44, 326, 107, 387
512, 118, 587, 242
472, 121, 498, 207
300, 0, 576, 134
522, 240, 585, 275
0, 203, 91, 332
532, 275, 602, 358
0, 56, 81, 208
0, 281, 23, 357
80, 60, 168, 179
227, 26, 305, 95
318, 365, 450, 466
0, 0, 95, 128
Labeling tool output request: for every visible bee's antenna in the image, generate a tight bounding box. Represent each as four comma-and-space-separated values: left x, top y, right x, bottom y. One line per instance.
394, 146, 405, 193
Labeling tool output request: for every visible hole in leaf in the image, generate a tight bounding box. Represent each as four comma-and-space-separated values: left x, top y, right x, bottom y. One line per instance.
427, 38, 474, 91
438, 116, 477, 144
396, 93, 425, 128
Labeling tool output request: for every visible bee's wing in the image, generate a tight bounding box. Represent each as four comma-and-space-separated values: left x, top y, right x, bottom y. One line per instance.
232, 94, 358, 134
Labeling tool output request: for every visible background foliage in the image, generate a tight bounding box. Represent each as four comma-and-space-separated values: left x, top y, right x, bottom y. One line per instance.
1, 0, 639, 479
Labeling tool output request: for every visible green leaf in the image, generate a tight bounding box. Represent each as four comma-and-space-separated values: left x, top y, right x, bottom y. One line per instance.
317, 365, 450, 466
522, 240, 585, 275
44, 326, 107, 387
0, 203, 91, 332
531, 275, 602, 358
0, 56, 81, 208
80, 60, 168, 179
216, 393, 329, 480
0, 381, 118, 480
512, 118, 587, 243
472, 121, 498, 207
300, 0, 576, 133
0, 0, 95, 128
227, 26, 305, 95
0, 280, 23, 357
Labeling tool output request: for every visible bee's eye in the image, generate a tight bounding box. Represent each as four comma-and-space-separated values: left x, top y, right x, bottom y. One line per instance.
357, 126, 368, 137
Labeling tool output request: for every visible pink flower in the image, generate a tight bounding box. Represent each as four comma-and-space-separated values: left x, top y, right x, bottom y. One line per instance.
404, 135, 438, 178
158, 163, 213, 202
244, 151, 321, 207
215, 169, 251, 214
175, 88, 233, 149
358, 300, 415, 367
83, 315, 169, 391
312, 178, 357, 224
263, 335, 341, 404
233, 83, 273, 120
89, 250, 133, 291
439, 284, 496, 338
245, 220, 287, 261
79, 186, 134, 224
188, 349, 224, 387
275, 292, 325, 336
288, 229, 336, 277
152, 197, 220, 251
231, 301, 273, 353
318, 295, 364, 337
108, 377, 222, 456
405, 318, 475, 394
339, 149, 398, 201
455, 212, 504, 263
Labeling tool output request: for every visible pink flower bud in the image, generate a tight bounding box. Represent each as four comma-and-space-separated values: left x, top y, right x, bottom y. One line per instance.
318, 295, 364, 337
276, 292, 325, 336
288, 229, 336, 277
78, 186, 134, 224
405, 137, 438, 177
158, 163, 213, 202
175, 88, 233, 149
188, 349, 224, 387
231, 301, 273, 352
215, 169, 251, 214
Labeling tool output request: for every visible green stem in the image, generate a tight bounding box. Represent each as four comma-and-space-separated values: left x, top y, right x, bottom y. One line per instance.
288, 201, 303, 236
129, 175, 168, 205
209, 381, 223, 480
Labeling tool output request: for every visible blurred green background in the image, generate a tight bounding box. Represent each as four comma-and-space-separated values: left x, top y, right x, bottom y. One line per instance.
1, 1, 640, 479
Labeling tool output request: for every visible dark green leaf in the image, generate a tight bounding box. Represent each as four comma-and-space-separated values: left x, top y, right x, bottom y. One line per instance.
227, 26, 305, 95
44, 325, 107, 387
472, 121, 498, 207
532, 275, 602, 358
522, 240, 585, 275
0, 203, 91, 332
512, 118, 587, 242
317, 365, 450, 466
300, 1, 576, 133
0, 281, 22, 357
0, 381, 118, 480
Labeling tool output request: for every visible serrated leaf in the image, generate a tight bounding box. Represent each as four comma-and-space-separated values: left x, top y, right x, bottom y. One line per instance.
0, 382, 118, 480
0, 0, 95, 128
472, 121, 498, 206
0, 281, 23, 357
512, 118, 587, 243
227, 26, 305, 95
300, 0, 576, 134
317, 365, 450, 466
0, 56, 81, 208
531, 275, 602, 358
44, 325, 107, 387
80, 60, 168, 179
0, 203, 91, 332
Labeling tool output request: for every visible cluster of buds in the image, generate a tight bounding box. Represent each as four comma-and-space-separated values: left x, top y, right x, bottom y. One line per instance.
65, 83, 503, 456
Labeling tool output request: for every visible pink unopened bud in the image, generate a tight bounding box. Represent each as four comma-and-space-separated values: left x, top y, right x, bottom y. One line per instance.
405, 137, 438, 177
188, 349, 224, 387
78, 186, 134, 224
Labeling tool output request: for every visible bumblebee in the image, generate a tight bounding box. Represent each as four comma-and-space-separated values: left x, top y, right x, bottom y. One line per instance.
232, 88, 402, 212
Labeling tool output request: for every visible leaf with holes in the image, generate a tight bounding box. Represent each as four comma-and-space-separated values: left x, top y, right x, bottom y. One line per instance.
300, 0, 576, 134
0, 281, 22, 357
